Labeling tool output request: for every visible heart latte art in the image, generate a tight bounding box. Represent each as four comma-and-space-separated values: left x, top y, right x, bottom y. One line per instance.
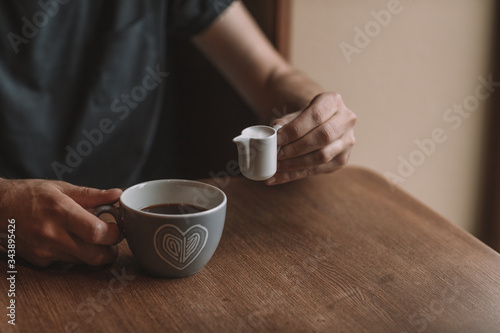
154, 224, 208, 270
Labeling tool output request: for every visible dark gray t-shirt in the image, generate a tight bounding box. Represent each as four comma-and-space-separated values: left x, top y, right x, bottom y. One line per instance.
0, 0, 234, 188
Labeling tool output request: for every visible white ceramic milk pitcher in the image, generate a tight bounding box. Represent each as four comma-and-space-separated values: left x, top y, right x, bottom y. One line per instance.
233, 125, 281, 181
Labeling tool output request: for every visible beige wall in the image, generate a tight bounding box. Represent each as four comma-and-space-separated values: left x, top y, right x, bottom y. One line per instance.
290, 0, 495, 233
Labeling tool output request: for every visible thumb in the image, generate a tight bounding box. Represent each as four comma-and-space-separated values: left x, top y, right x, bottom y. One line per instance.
58, 183, 122, 209
271, 110, 301, 128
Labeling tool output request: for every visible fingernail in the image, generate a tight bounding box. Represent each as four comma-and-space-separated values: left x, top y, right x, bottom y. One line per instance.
277, 149, 284, 159
105, 188, 123, 195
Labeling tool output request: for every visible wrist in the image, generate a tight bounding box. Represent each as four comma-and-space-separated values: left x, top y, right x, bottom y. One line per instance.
264, 68, 323, 120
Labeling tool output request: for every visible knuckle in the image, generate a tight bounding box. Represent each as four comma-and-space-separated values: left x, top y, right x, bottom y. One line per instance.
349, 111, 358, 126
38, 225, 58, 242
82, 187, 93, 197
310, 105, 329, 125
348, 134, 356, 147
324, 91, 343, 106
87, 222, 105, 244
330, 91, 342, 102
351, 111, 358, 122
344, 130, 356, 147
318, 125, 335, 145
317, 149, 332, 164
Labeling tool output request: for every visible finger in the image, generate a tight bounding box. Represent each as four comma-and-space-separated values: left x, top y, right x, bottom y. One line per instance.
26, 255, 74, 268
18, 245, 82, 267
278, 115, 344, 160
18, 226, 118, 266
57, 196, 121, 245
278, 127, 355, 170
57, 183, 122, 209
59, 232, 119, 266
277, 139, 346, 172
266, 151, 350, 186
275, 93, 340, 146
271, 110, 301, 128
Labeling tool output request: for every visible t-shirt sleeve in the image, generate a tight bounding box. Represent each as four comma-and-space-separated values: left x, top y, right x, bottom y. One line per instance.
167, 0, 236, 38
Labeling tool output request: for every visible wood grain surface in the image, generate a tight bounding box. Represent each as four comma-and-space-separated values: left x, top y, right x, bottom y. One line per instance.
1, 167, 499, 332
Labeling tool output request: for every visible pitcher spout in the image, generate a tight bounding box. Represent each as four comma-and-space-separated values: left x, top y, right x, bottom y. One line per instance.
233, 135, 250, 172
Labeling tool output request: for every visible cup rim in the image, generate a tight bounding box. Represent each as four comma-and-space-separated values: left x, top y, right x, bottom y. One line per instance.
241, 125, 277, 139
120, 179, 227, 217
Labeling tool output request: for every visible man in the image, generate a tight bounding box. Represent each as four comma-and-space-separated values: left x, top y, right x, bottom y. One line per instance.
0, 0, 356, 267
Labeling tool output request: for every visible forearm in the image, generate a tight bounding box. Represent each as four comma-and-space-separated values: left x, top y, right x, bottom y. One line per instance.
193, 2, 324, 124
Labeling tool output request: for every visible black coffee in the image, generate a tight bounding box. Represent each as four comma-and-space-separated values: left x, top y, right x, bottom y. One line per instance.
140, 203, 207, 215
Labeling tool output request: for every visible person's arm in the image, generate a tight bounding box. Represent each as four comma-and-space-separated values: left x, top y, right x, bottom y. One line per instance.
193, 1, 357, 185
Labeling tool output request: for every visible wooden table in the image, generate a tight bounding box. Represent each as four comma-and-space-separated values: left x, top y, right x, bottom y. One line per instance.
1, 167, 500, 332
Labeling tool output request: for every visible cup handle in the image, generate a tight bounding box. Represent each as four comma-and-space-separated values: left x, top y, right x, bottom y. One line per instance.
273, 124, 282, 153
93, 205, 125, 245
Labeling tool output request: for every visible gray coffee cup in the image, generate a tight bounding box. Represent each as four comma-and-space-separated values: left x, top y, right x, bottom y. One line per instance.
94, 180, 227, 278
